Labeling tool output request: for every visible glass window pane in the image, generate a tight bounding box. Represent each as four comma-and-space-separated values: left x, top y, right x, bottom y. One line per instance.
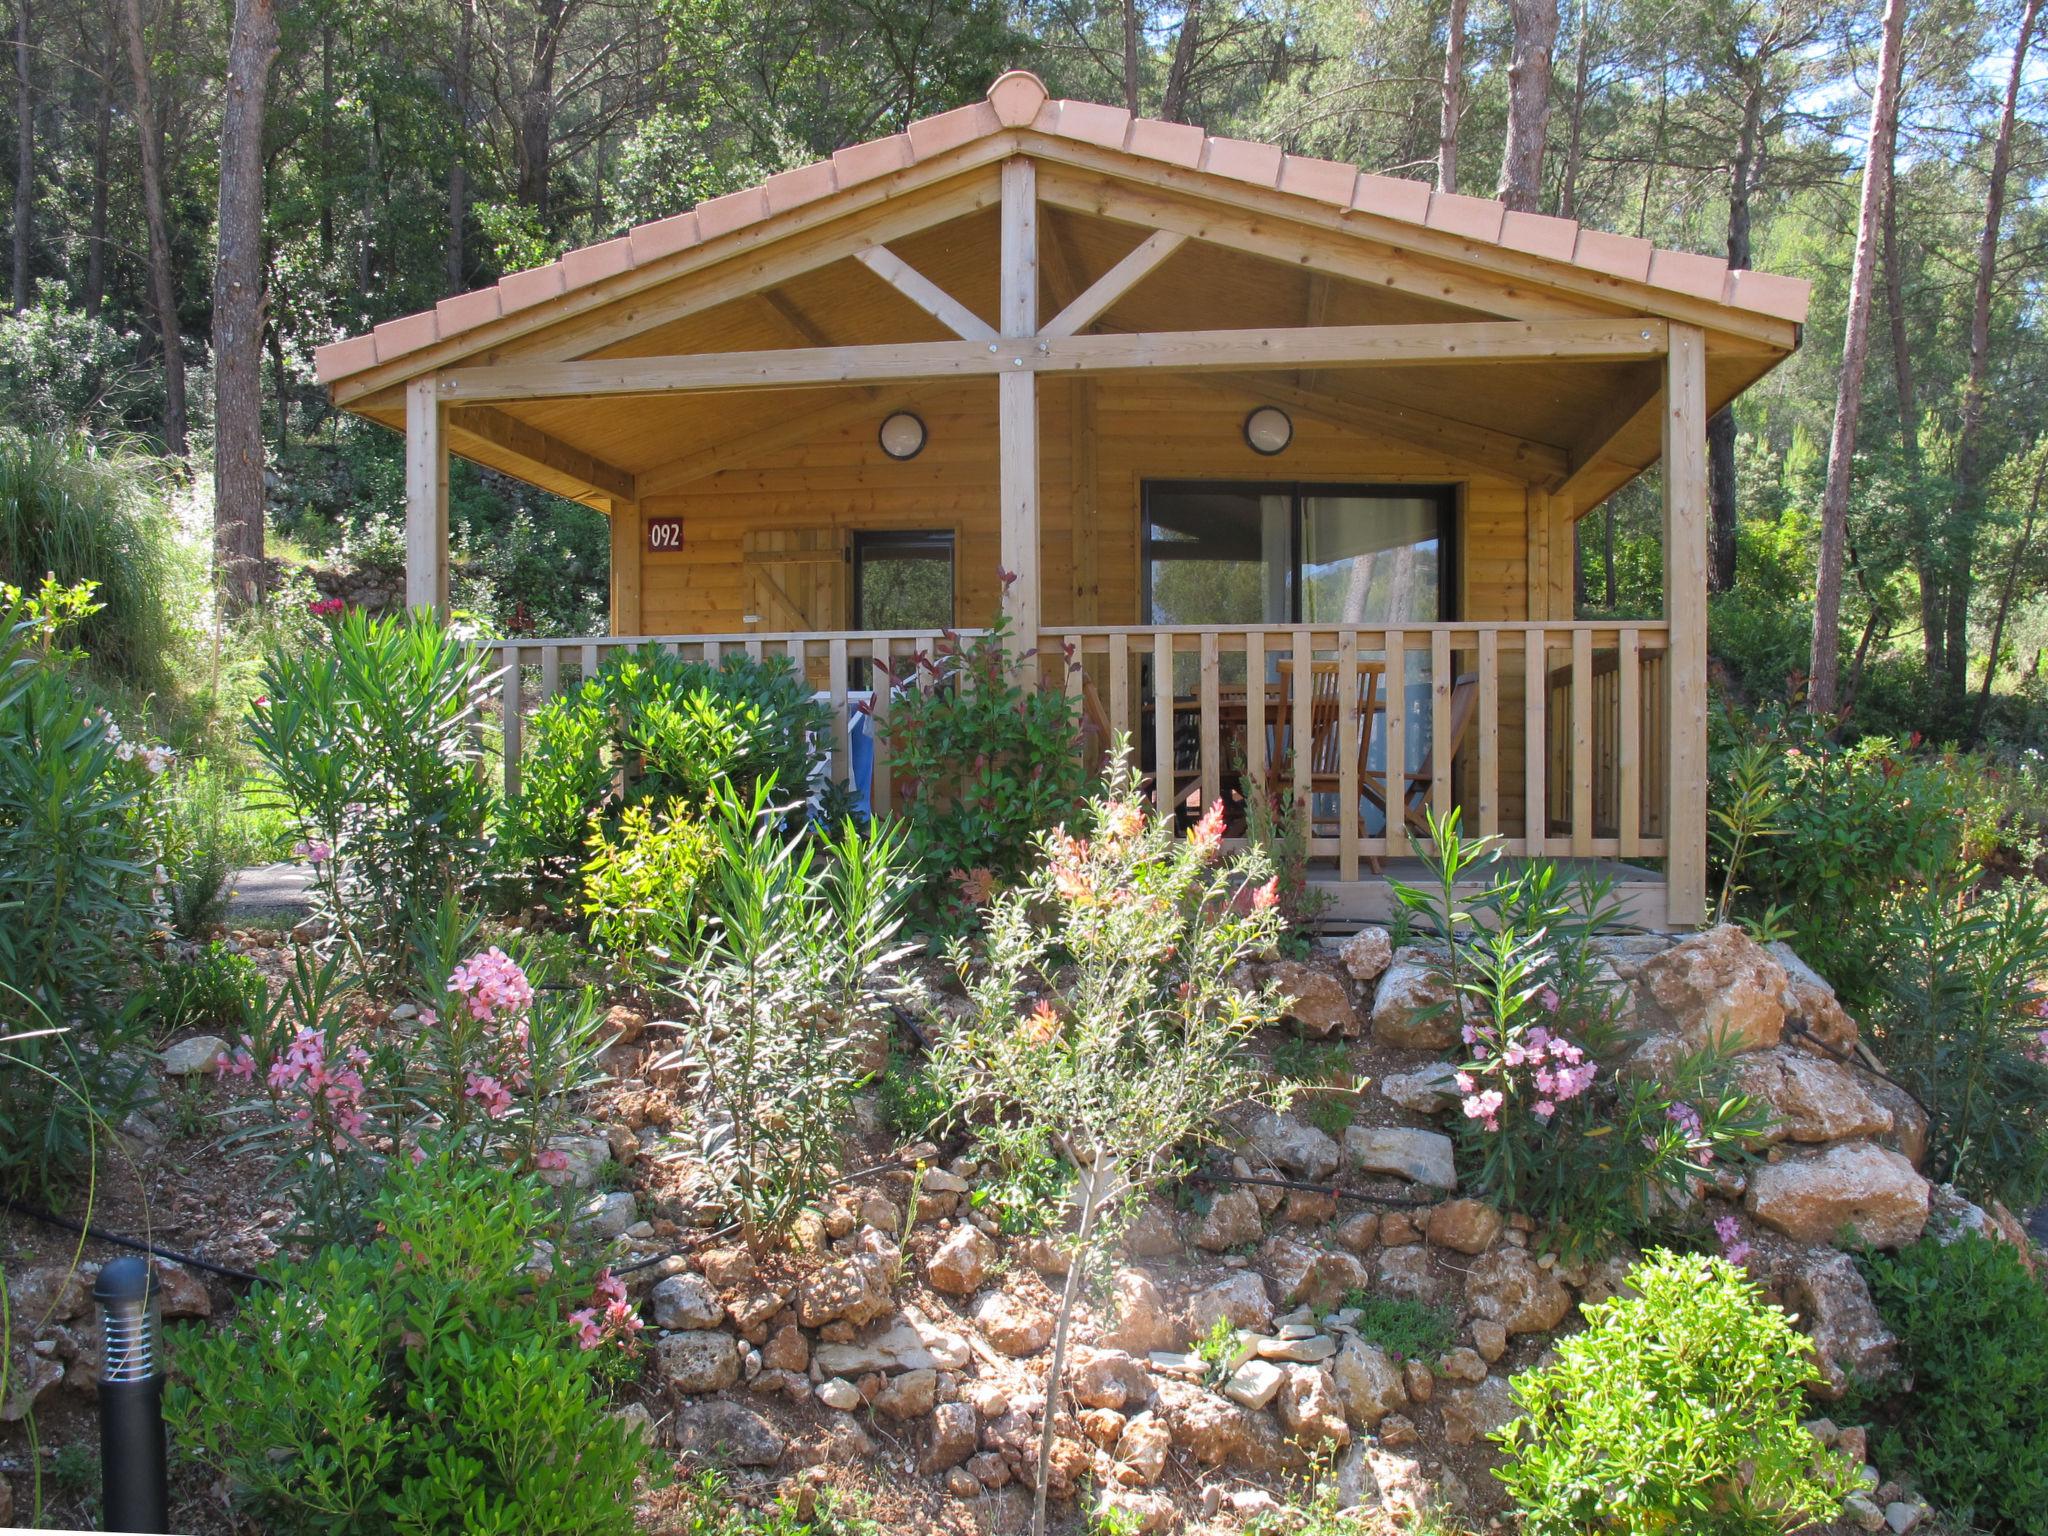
1300, 495, 1441, 624
856, 532, 953, 631
1145, 487, 1288, 691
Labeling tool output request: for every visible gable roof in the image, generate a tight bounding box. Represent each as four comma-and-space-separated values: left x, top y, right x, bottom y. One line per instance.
314, 70, 1808, 391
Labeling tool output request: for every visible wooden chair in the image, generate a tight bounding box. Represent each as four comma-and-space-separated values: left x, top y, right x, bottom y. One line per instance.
1271, 660, 1383, 788
1360, 672, 1482, 838
1079, 673, 1197, 805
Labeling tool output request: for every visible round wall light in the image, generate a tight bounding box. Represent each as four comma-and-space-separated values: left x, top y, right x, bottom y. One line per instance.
878, 411, 928, 460
1243, 405, 1294, 456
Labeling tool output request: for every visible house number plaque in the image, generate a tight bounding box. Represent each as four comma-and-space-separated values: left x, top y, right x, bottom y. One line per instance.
645, 516, 684, 552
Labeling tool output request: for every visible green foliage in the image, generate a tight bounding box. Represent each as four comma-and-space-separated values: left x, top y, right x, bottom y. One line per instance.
0, 578, 168, 1194
0, 432, 190, 697
666, 1470, 879, 1535
1393, 811, 1768, 1257
874, 1048, 959, 1141
580, 799, 718, 979
1493, 1249, 1850, 1536
1330, 1291, 1455, 1362
1192, 1314, 1246, 1383
499, 679, 614, 889
157, 755, 286, 938
249, 608, 497, 979
1270, 1036, 1349, 1084
965, 1125, 1074, 1237
171, 1152, 657, 1536
1862, 1233, 2048, 1534
1239, 777, 1333, 951
881, 615, 1094, 926
1302, 1094, 1352, 1137
0, 288, 163, 438
657, 784, 916, 1241
143, 942, 266, 1035
1860, 876, 2048, 1210
603, 646, 827, 813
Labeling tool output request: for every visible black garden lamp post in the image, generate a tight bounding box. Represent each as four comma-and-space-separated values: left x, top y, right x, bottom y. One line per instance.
92, 1256, 168, 1533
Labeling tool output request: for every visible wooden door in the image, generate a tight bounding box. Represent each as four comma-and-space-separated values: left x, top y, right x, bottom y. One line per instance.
744, 527, 844, 686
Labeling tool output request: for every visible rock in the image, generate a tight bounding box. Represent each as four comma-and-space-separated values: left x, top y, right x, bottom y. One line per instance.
1256, 1333, 1336, 1363
1194, 1187, 1263, 1251
1102, 1268, 1177, 1354
761, 1322, 808, 1373
1884, 1500, 1926, 1534
575, 1189, 637, 1241
537, 1133, 610, 1189
1844, 1494, 1887, 1532
1330, 1339, 1407, 1427
1733, 1048, 1895, 1143
1345, 1127, 1456, 1189
655, 1331, 740, 1395
1440, 1375, 1520, 1446
1767, 943, 1861, 1056
1438, 1347, 1487, 1384
7, 1265, 93, 1324
0, 1350, 61, 1422
1340, 926, 1394, 981
1223, 1358, 1286, 1409
601, 1005, 648, 1045
727, 1284, 787, 1335
1124, 1204, 1183, 1259
943, 1466, 982, 1499
1072, 1348, 1151, 1411
1266, 958, 1359, 1038
1184, 1271, 1275, 1339
1284, 1251, 1368, 1312
1245, 1110, 1341, 1182
1380, 1061, 1461, 1114
154, 1262, 211, 1319
1275, 1366, 1350, 1448
1402, 1359, 1434, 1402
1746, 1142, 1930, 1248
160, 1034, 230, 1076
817, 1377, 862, 1411
1427, 1198, 1502, 1254
1864, 1077, 1930, 1166
649, 1272, 724, 1330
967, 1451, 1011, 1488
873, 1367, 938, 1420
1638, 924, 1788, 1054
1470, 1319, 1508, 1363
1115, 1412, 1172, 1485
921, 1401, 978, 1473
1151, 1377, 1251, 1467
856, 1191, 902, 1233
927, 1225, 995, 1295
698, 1246, 755, 1289
973, 1291, 1053, 1356
1370, 949, 1461, 1049
674, 1401, 784, 1466
879, 1310, 974, 1371
795, 1259, 889, 1328
1332, 1211, 1379, 1252
1373, 1245, 1447, 1305
1465, 1247, 1572, 1335
1093, 1488, 1177, 1533
1784, 1249, 1898, 1399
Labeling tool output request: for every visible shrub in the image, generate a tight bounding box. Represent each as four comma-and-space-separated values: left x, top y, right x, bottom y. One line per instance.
1493, 1249, 1851, 1535
928, 761, 1286, 1529
602, 646, 827, 813
223, 920, 605, 1241
1394, 813, 1768, 1256
1861, 1233, 2048, 1533
156, 756, 285, 939
499, 678, 613, 890
1240, 775, 1332, 952
249, 608, 497, 979
0, 579, 171, 1194
1862, 877, 2048, 1210
656, 784, 916, 1242
143, 942, 265, 1035
881, 611, 1093, 926
172, 1152, 656, 1535
580, 799, 718, 980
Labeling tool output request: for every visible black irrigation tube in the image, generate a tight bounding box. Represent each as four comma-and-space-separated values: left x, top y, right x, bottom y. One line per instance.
1185, 1167, 1439, 1211
2, 1198, 264, 1285
1782, 1016, 1936, 1123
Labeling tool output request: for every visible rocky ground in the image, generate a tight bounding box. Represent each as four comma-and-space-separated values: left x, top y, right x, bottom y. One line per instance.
3, 922, 2031, 1533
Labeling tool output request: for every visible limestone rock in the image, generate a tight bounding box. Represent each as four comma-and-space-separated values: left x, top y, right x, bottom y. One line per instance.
1194, 1187, 1263, 1251
920, 1401, 978, 1474
1275, 1365, 1350, 1449
1439, 1375, 1519, 1446
1373, 1245, 1448, 1305
817, 1377, 862, 1411
1341, 926, 1394, 981
1766, 943, 1861, 1053
1266, 958, 1359, 1038
1426, 1198, 1502, 1255
1370, 949, 1461, 1050
973, 1291, 1054, 1356
1072, 1347, 1151, 1410
1638, 924, 1788, 1054
1784, 1249, 1898, 1399
761, 1322, 808, 1373
656, 1331, 741, 1395
1332, 1211, 1379, 1252
539, 1133, 611, 1189
1094, 1488, 1177, 1532
1245, 1110, 1341, 1183
1102, 1268, 1177, 1354
1745, 1142, 1930, 1248
699, 1246, 756, 1289
795, 1259, 889, 1328
1438, 1347, 1487, 1384
1379, 1061, 1461, 1115
1331, 1339, 1407, 1427
1115, 1412, 1172, 1485
7, 1265, 92, 1324
576, 1189, 637, 1240
1733, 1048, 1895, 1144
1151, 1377, 1250, 1467
1283, 1250, 1368, 1312
1223, 1358, 1286, 1410
1124, 1204, 1183, 1258
1345, 1126, 1457, 1189
873, 1367, 938, 1420
1464, 1247, 1572, 1335
160, 1034, 230, 1076
1865, 1076, 1930, 1167
649, 1272, 724, 1330
154, 1262, 211, 1319
1183, 1270, 1275, 1339
674, 1401, 784, 1466
927, 1225, 995, 1295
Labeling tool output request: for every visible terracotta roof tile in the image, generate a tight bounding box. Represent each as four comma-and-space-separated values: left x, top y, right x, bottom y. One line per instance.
832, 134, 914, 189
1050, 99, 1132, 151
497, 261, 567, 315
694, 187, 770, 241
372, 309, 437, 362
628, 212, 699, 265
313, 333, 377, 383
1573, 227, 1654, 282
435, 285, 502, 337
907, 101, 1000, 159
1278, 154, 1360, 208
986, 69, 1049, 127
1723, 267, 1811, 322
763, 159, 837, 216
561, 236, 633, 288
1200, 135, 1284, 187
1648, 247, 1729, 301
1499, 209, 1579, 261
1426, 192, 1505, 242
1124, 117, 1205, 168
1350, 173, 1432, 223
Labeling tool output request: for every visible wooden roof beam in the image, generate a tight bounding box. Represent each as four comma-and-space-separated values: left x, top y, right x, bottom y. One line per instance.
1552, 364, 1664, 505
446, 404, 636, 504
1042, 230, 1186, 337
853, 244, 998, 340
436, 318, 1670, 402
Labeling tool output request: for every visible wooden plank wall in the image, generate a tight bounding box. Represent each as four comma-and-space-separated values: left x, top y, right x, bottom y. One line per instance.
633, 376, 1552, 834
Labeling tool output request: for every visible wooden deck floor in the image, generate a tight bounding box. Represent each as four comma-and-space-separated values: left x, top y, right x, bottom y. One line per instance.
1303, 857, 1672, 931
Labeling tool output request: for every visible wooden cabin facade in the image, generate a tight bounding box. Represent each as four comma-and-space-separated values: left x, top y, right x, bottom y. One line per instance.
315, 71, 1810, 929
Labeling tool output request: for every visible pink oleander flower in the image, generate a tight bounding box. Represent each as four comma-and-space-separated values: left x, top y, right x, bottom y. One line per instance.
1532, 1099, 1557, 1120
535, 1147, 570, 1172
1462, 1089, 1504, 1132
1538, 986, 1560, 1013
464, 1072, 513, 1119
216, 1043, 256, 1081
1714, 1212, 1754, 1266
308, 596, 346, 618
447, 947, 533, 1022
292, 839, 332, 867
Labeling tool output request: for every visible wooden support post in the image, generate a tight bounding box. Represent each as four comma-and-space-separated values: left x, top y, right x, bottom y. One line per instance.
609, 497, 644, 636
1663, 323, 1709, 926
999, 157, 1040, 649
404, 378, 449, 615
1070, 380, 1098, 622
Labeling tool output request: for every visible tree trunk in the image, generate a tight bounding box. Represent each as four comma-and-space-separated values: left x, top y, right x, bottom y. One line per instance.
1497, 0, 1557, 211
1602, 503, 1615, 608
1808, 0, 1906, 717
446, 0, 472, 293
1708, 82, 1763, 596
12, 0, 31, 312
1032, 1148, 1107, 1536
1972, 446, 2047, 741
121, 0, 184, 455
1882, 150, 1941, 679
211, 0, 281, 615
1556, 0, 1591, 219
1160, 0, 1201, 123
1120, 0, 1139, 113
1436, 0, 1464, 192
84, 11, 111, 317
1946, 0, 2042, 705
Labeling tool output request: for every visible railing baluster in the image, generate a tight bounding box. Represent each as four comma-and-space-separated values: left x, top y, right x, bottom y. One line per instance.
1619, 626, 1641, 854
1478, 629, 1500, 838
1384, 630, 1406, 859
1524, 627, 1546, 855
1108, 631, 1130, 757
868, 637, 891, 814
1339, 630, 1359, 882
1244, 629, 1265, 793
1153, 632, 1173, 818
703, 639, 721, 667
828, 637, 849, 790
541, 643, 559, 702
1431, 627, 1453, 825
1571, 629, 1594, 858
1199, 630, 1220, 811
1291, 629, 1311, 814
501, 645, 523, 801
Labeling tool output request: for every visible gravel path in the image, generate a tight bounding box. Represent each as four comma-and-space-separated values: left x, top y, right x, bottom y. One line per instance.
226, 861, 314, 922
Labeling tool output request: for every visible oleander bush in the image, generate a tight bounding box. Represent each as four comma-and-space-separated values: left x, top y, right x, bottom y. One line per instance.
1493, 1249, 1851, 1535
1862, 1233, 2048, 1534
173, 1152, 657, 1536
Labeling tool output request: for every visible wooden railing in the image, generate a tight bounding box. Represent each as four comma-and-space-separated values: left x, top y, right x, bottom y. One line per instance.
484, 621, 1674, 879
